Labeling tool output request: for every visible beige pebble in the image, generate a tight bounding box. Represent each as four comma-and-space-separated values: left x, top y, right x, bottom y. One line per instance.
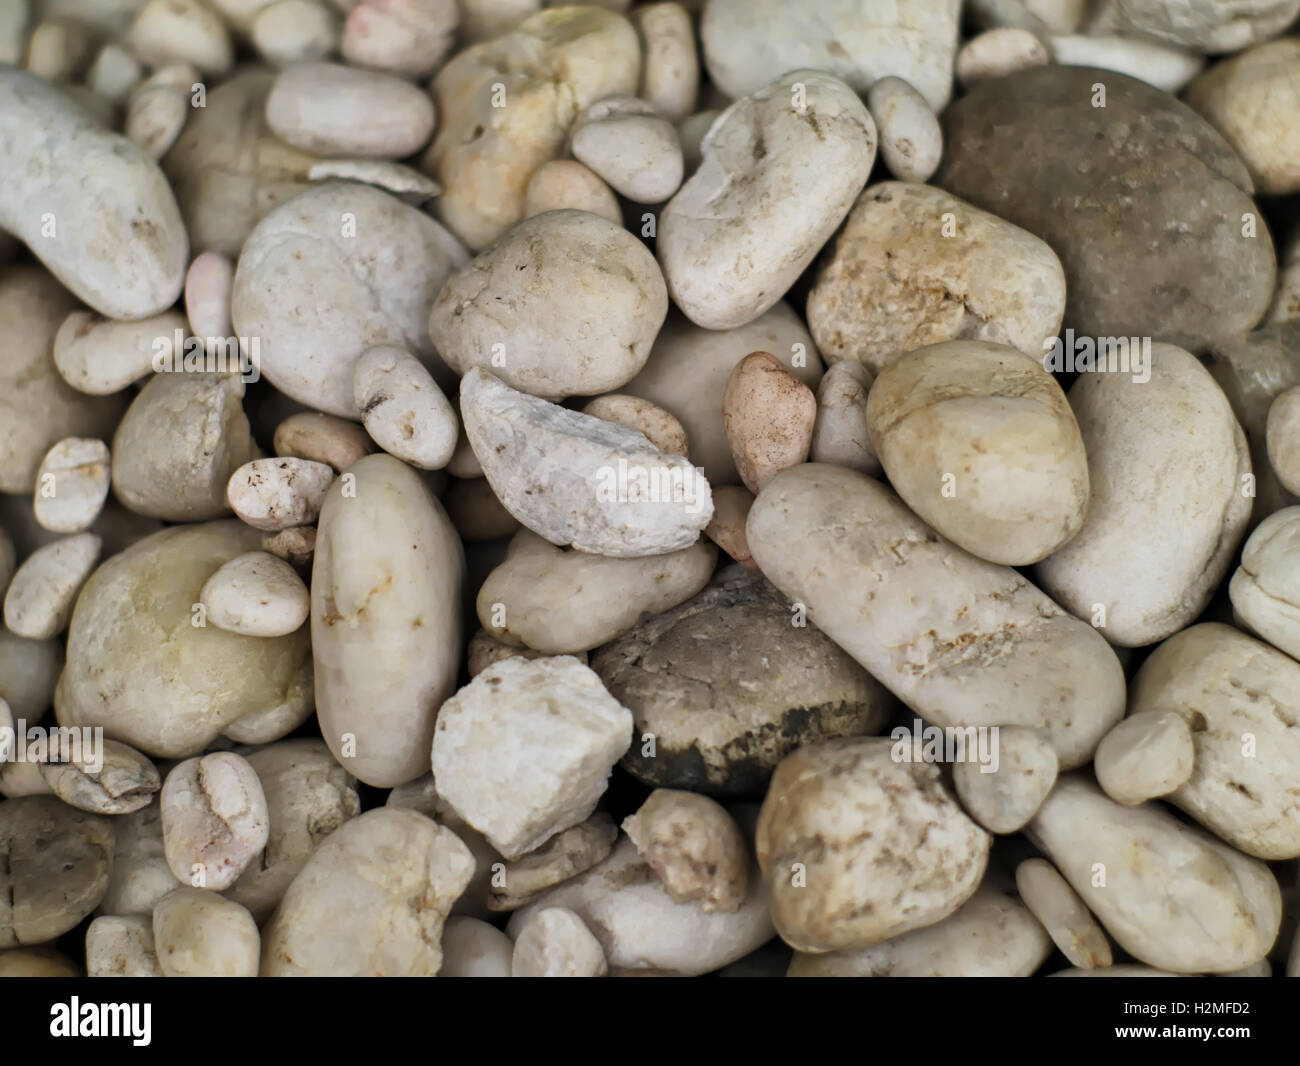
86, 914, 164, 977
93, 803, 180, 917
85, 43, 143, 105
130, 0, 232, 75
1230, 505, 1300, 659
703, 484, 757, 570
631, 2, 697, 121
39, 738, 160, 815
722, 351, 816, 494
570, 94, 683, 204
3, 532, 101, 640
251, 0, 339, 65
866, 76, 942, 184
266, 61, 436, 158
956, 27, 1051, 86
273, 411, 375, 472
1093, 710, 1194, 807
1016, 857, 1113, 969
25, 17, 96, 81
125, 75, 192, 160
260, 525, 316, 568
354, 344, 458, 470
1266, 386, 1300, 495
340, 0, 458, 78
512, 907, 608, 977
33, 438, 111, 534
53, 309, 189, 396
161, 752, 270, 891
445, 477, 520, 542
439, 916, 514, 977
199, 550, 310, 637
0, 948, 80, 977
226, 457, 335, 532
623, 789, 749, 913
486, 812, 615, 911
523, 160, 622, 225
809, 360, 878, 476
152, 886, 259, 977
582, 394, 688, 455
185, 251, 234, 345
952, 725, 1059, 833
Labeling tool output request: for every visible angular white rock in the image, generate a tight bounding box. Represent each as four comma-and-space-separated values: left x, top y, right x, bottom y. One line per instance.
1027, 774, 1281, 974
33, 438, 111, 534
227, 457, 336, 532
354, 344, 458, 470
461, 368, 712, 557
261, 808, 474, 976
161, 752, 271, 891
511, 907, 607, 977
3, 533, 101, 640
952, 725, 1058, 834
1093, 709, 1194, 807
866, 76, 942, 183
432, 655, 633, 860
200, 551, 310, 637
746, 464, 1125, 769
658, 70, 876, 331
1037, 344, 1251, 648
312, 454, 463, 788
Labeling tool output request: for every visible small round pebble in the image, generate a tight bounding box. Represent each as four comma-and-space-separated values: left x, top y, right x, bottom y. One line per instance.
581, 393, 689, 456
952, 726, 1059, 834
511, 907, 608, 977
199, 550, 311, 637
866, 76, 942, 183
273, 412, 376, 473
227, 457, 336, 532
1093, 710, 1196, 807
439, 916, 514, 977
152, 886, 260, 977
524, 160, 622, 226
353, 344, 458, 470
956, 27, 1051, 86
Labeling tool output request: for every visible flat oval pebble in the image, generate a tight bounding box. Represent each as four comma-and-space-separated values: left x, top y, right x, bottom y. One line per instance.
1015, 857, 1112, 970
354, 344, 458, 470
200, 550, 311, 637
866, 76, 942, 183
951, 725, 1058, 834
53, 310, 189, 396
581, 394, 688, 456
3, 532, 101, 640
33, 438, 111, 533
523, 160, 622, 224
227, 457, 336, 532
86, 914, 164, 977
185, 251, 235, 341
274, 412, 375, 473
809, 361, 879, 476
570, 94, 683, 203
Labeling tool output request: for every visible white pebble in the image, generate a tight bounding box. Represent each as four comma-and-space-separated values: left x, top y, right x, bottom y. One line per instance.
3, 532, 101, 639
184, 251, 234, 344
200, 550, 310, 637
160, 752, 271, 891
866, 76, 942, 184
956, 27, 1051, 87
354, 344, 458, 470
1016, 858, 1113, 969
226, 457, 336, 532
439, 916, 514, 977
53, 309, 189, 396
571, 94, 684, 204
251, 0, 338, 65
33, 438, 110, 534
152, 887, 260, 977
511, 907, 607, 977
1093, 710, 1195, 807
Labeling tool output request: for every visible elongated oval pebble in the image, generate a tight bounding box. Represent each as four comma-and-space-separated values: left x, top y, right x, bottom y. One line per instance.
185, 251, 234, 342
33, 438, 111, 533
439, 916, 514, 977
354, 344, 457, 470
810, 360, 879, 476
200, 550, 310, 637
227, 457, 335, 532
273, 412, 375, 472
54, 310, 189, 396
3, 533, 101, 639
866, 76, 942, 183
1016, 857, 1113, 970
161, 752, 270, 891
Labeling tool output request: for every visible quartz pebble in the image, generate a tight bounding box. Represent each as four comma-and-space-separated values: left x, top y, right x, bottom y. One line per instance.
461, 368, 712, 557
433, 656, 632, 859
185, 251, 235, 344
1050, 33, 1204, 93
807, 182, 1066, 375
1028, 774, 1280, 974
722, 352, 817, 494
1093, 710, 1194, 808
582, 395, 688, 456
809, 361, 879, 476
659, 70, 876, 331
200, 551, 311, 637
703, 484, 757, 569
266, 61, 437, 158
757, 738, 990, 953
622, 789, 749, 913
252, 0, 338, 65
125, 66, 196, 160
867, 341, 1088, 566
594, 564, 894, 795
952, 726, 1058, 834
440, 916, 514, 977
631, 1, 696, 120
477, 529, 715, 653
227, 457, 335, 532
956, 26, 1050, 86
865, 76, 942, 184
747, 465, 1125, 769
354, 344, 458, 470
86, 915, 164, 977
570, 94, 683, 203
340, 0, 457, 77
512, 907, 608, 976
274, 412, 375, 473
53, 309, 189, 396
33, 439, 110, 534
129, 0, 233, 76
487, 812, 616, 911
113, 373, 261, 523
788, 885, 1052, 977
1015, 857, 1112, 970
152, 887, 260, 977
0, 796, 115, 947
39, 738, 160, 816
3, 532, 101, 640
523, 160, 622, 225
161, 752, 271, 891
430, 210, 667, 401
96, 803, 180, 918
262, 808, 473, 976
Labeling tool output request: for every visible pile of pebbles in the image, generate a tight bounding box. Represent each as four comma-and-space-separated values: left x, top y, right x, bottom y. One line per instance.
4, 0, 1300, 978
